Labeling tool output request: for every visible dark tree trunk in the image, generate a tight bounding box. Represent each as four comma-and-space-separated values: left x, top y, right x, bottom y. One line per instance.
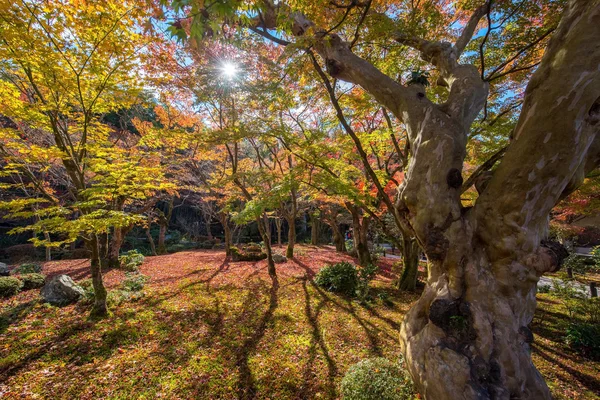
204, 214, 213, 240
43, 231, 51, 261
221, 212, 232, 256
106, 226, 132, 269
257, 213, 276, 277
286, 216, 295, 258
397, 236, 421, 291
157, 223, 167, 254
332, 223, 346, 252
348, 204, 372, 266
310, 213, 320, 245
146, 226, 157, 256
87, 235, 108, 317
275, 218, 282, 246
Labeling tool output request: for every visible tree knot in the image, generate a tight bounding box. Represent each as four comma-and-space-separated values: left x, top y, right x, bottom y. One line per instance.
447, 168, 463, 189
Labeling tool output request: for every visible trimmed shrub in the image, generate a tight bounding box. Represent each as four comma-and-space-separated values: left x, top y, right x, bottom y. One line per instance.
12, 263, 42, 275
341, 357, 414, 400
243, 243, 262, 253
315, 262, 358, 296
230, 246, 267, 262
20, 273, 46, 290
0, 276, 23, 298
119, 250, 145, 272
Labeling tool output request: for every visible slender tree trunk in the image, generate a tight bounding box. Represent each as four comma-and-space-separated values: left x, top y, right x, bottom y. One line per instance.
286, 216, 295, 258
43, 231, 51, 261
325, 216, 346, 252
145, 226, 157, 256
257, 213, 276, 277
276, 218, 282, 246
88, 235, 108, 317
310, 214, 320, 245
157, 223, 167, 254
106, 227, 130, 269
397, 236, 421, 291
220, 212, 232, 256
348, 204, 372, 266
204, 214, 213, 240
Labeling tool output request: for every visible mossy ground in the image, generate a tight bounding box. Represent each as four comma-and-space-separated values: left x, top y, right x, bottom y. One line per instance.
0, 246, 598, 399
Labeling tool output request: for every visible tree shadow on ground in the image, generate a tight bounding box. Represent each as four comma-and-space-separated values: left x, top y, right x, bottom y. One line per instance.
533, 344, 600, 394
297, 276, 338, 399
294, 259, 387, 355
235, 275, 279, 400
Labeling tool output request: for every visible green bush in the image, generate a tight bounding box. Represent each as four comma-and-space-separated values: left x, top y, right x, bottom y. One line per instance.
12, 263, 42, 275
341, 357, 414, 400
166, 242, 197, 253
315, 262, 358, 296
243, 243, 262, 253
79, 279, 95, 303
230, 246, 267, 262
109, 274, 149, 306
565, 323, 600, 360
0, 276, 23, 298
537, 284, 551, 294
19, 273, 46, 290
119, 250, 145, 272
121, 273, 149, 292
563, 253, 596, 275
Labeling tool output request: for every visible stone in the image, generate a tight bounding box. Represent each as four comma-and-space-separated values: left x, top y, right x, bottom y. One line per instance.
272, 254, 287, 263
0, 262, 9, 277
41, 274, 84, 306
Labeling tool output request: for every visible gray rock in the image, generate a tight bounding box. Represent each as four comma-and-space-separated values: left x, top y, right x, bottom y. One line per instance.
272, 254, 288, 264
41, 275, 84, 305
0, 262, 9, 276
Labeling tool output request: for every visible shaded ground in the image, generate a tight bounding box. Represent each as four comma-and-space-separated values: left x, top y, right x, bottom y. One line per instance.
0, 246, 598, 399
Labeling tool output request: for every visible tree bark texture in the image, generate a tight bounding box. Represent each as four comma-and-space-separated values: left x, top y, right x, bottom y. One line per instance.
397, 235, 421, 291
220, 212, 233, 256
286, 216, 296, 258
310, 213, 320, 245
87, 235, 108, 317
348, 204, 372, 266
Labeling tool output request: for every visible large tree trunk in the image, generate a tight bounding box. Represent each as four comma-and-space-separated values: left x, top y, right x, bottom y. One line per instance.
87, 235, 108, 317
286, 216, 295, 258
398, 2, 600, 398
397, 235, 421, 291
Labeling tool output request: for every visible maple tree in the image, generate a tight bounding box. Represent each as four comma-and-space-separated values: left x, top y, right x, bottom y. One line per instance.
166, 0, 599, 398
1, 0, 599, 398
0, 0, 172, 315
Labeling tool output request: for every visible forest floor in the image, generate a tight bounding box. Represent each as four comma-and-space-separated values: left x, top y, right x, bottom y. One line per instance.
0, 245, 599, 399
